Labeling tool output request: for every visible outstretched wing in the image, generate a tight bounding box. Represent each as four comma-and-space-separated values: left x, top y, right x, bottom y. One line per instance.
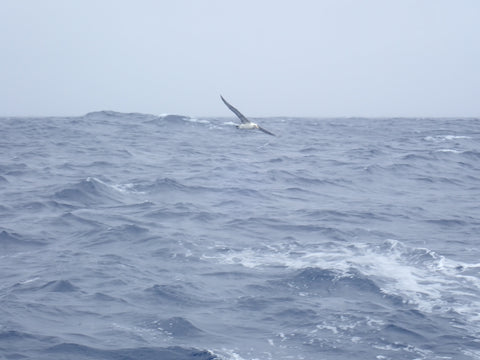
258, 126, 275, 136
220, 95, 251, 124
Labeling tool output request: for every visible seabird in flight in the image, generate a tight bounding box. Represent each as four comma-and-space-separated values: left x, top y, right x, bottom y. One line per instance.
220, 95, 275, 136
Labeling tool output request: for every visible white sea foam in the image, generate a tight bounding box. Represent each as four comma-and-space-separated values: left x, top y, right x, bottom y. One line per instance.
19, 277, 40, 284
435, 149, 463, 153
424, 135, 471, 142
85, 177, 146, 196
110, 182, 146, 195
206, 238, 480, 316
186, 117, 210, 124
215, 349, 249, 360
444, 135, 470, 140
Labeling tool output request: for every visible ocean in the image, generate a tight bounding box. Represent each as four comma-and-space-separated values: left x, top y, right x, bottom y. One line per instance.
1, 112, 479, 360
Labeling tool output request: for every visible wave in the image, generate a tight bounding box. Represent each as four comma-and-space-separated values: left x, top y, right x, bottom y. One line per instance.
425, 218, 467, 227
144, 114, 196, 126
37, 279, 79, 293
435, 148, 464, 154
225, 217, 349, 242
423, 135, 471, 142
0, 330, 37, 341
0, 330, 58, 360
84, 110, 158, 121
0, 162, 31, 177
80, 223, 151, 248
0, 229, 46, 253
46, 343, 217, 360
362, 162, 415, 175
265, 169, 353, 189
133, 177, 213, 194
297, 208, 389, 223
49, 212, 106, 234
10, 278, 80, 294
144, 284, 203, 306
462, 150, 480, 160
145, 317, 204, 337
207, 238, 480, 314
85, 110, 128, 118
400, 153, 434, 161
287, 267, 379, 293
270, 267, 404, 307
53, 177, 126, 207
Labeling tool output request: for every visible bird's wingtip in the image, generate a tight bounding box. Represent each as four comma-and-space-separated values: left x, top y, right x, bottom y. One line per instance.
220, 95, 229, 105
258, 126, 276, 136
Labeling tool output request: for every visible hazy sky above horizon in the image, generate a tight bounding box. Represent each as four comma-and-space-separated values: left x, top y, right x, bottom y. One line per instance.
1, 0, 479, 117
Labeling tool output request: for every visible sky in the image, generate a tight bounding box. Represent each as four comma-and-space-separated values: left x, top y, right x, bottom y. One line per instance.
1, 0, 479, 118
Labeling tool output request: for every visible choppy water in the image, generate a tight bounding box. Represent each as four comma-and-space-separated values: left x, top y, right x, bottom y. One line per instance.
1, 112, 480, 360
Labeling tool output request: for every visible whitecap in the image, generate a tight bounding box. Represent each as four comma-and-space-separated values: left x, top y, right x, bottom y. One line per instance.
435, 149, 463, 154
205, 238, 480, 317
185, 117, 210, 124
444, 135, 471, 140
110, 182, 146, 195
424, 135, 471, 142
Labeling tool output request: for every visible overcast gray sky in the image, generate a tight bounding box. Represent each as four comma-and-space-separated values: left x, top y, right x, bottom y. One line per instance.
1, 0, 479, 117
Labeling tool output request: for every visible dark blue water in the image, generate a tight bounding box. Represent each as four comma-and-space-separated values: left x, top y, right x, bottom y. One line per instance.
1, 112, 479, 360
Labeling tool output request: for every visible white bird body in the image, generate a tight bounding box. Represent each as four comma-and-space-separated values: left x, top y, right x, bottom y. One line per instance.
237, 122, 259, 130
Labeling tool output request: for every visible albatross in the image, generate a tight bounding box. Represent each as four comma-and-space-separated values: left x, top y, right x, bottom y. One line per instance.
220, 95, 275, 136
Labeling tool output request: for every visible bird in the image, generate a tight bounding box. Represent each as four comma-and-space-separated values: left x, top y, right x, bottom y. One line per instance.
220, 95, 275, 136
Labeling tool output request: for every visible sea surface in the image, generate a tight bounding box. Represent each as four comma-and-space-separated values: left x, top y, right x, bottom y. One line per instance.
1, 112, 480, 360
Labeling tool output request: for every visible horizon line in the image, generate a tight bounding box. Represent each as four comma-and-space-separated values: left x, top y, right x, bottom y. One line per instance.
0, 110, 479, 120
